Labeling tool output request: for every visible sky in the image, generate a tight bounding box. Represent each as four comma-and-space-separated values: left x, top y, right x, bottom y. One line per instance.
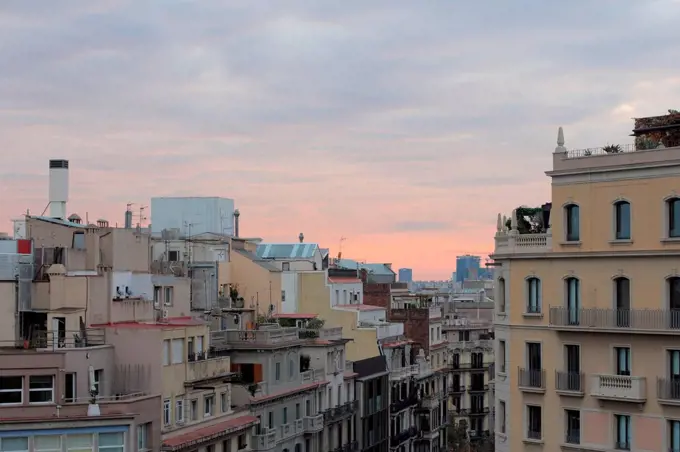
1, 1, 680, 279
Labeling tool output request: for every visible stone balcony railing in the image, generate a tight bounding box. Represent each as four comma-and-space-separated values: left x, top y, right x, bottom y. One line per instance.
252, 428, 276, 451
590, 374, 646, 402
280, 419, 304, 441
210, 328, 301, 349
448, 340, 493, 350
549, 307, 680, 335
389, 364, 418, 380
303, 414, 324, 433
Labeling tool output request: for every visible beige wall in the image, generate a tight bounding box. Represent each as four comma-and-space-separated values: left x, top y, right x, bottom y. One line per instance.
297, 272, 379, 361
230, 251, 281, 313
0, 282, 16, 344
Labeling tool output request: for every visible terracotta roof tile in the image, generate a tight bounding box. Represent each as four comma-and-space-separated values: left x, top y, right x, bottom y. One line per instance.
162, 415, 258, 450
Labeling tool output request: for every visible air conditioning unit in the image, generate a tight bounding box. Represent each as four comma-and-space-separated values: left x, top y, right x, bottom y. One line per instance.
162, 309, 169, 319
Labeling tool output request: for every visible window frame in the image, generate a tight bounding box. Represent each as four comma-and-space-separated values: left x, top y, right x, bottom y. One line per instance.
98, 432, 124, 451
614, 414, 631, 450
526, 404, 542, 440
668, 198, 680, 238
0, 436, 29, 452
34, 435, 61, 452
204, 394, 215, 417
564, 203, 580, 242
613, 200, 631, 240
137, 423, 151, 452
164, 286, 174, 306
28, 375, 55, 404
175, 397, 184, 423
163, 399, 171, 426
0, 376, 23, 405
526, 277, 542, 314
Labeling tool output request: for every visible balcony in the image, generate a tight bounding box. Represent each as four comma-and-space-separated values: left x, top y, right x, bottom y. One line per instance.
303, 414, 324, 433
590, 374, 646, 403
324, 400, 359, 424
555, 371, 585, 396
252, 429, 276, 451
518, 367, 546, 393
280, 419, 304, 441
467, 384, 489, 393
301, 368, 325, 383
448, 340, 493, 351
419, 392, 443, 410
389, 364, 418, 380
332, 441, 359, 452
494, 230, 551, 255
448, 385, 465, 395
657, 378, 680, 406
451, 362, 491, 372
186, 351, 230, 383
390, 394, 418, 413
210, 328, 302, 349
549, 307, 680, 335
469, 407, 490, 416
4, 328, 106, 350
390, 426, 418, 447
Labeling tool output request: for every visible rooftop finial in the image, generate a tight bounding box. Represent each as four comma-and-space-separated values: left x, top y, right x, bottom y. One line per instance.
496, 213, 502, 232
555, 126, 567, 153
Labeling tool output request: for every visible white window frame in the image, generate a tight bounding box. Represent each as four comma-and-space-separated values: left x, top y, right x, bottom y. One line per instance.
164, 286, 174, 306
66, 433, 93, 452
137, 423, 151, 452
163, 399, 171, 426
190, 399, 198, 421
171, 338, 184, 364
175, 398, 184, 423
0, 376, 23, 405
34, 435, 61, 452
98, 432, 124, 451
221, 391, 229, 413
28, 375, 54, 404
162, 340, 170, 366
93, 369, 103, 396
204, 394, 214, 417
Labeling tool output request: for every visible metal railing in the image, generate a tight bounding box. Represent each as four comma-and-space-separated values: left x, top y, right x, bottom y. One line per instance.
467, 384, 489, 392
657, 377, 680, 401
390, 394, 418, 413
390, 427, 417, 446
448, 385, 465, 394
324, 400, 359, 423
549, 307, 680, 332
565, 432, 580, 445
451, 362, 492, 371
566, 143, 637, 158
6, 329, 106, 350
518, 368, 546, 390
210, 328, 301, 348
555, 371, 584, 393
448, 340, 494, 350
526, 430, 542, 440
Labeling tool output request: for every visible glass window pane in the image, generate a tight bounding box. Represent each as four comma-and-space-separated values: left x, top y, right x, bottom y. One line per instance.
1, 437, 28, 452
0, 377, 23, 390
67, 434, 93, 448
35, 435, 61, 451
29, 376, 54, 389
98, 432, 124, 447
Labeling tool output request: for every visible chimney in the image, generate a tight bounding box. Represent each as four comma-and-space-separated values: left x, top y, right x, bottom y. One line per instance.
233, 209, 240, 237
48, 159, 69, 219
299, 232, 304, 243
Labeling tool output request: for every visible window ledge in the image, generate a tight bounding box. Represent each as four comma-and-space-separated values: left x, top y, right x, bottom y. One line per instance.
523, 312, 543, 318
559, 241, 582, 247
496, 371, 507, 381
661, 237, 680, 243
523, 438, 544, 445
609, 239, 633, 245
496, 312, 507, 319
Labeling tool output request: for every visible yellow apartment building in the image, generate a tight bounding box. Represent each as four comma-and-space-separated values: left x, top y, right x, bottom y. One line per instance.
493, 115, 680, 452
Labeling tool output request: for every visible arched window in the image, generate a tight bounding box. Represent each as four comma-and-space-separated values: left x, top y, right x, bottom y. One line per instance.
614, 277, 630, 328
668, 198, 680, 238
526, 277, 541, 314
565, 277, 580, 325
564, 204, 580, 241
614, 201, 631, 240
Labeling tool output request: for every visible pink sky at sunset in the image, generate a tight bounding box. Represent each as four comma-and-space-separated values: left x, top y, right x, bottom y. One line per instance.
1, 1, 680, 279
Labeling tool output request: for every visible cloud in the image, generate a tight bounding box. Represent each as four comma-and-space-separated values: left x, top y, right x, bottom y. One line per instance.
1, 0, 680, 278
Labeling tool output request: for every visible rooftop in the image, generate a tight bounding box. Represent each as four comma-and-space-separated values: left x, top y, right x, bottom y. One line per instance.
92, 317, 206, 329
161, 414, 258, 451
335, 304, 384, 312
334, 259, 395, 276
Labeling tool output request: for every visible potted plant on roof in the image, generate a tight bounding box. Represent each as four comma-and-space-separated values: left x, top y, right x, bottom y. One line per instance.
87, 365, 100, 416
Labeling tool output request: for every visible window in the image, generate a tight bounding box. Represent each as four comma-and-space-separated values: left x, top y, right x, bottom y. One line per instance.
615, 347, 631, 376
296, 403, 301, 419
499, 401, 506, 434
0, 376, 23, 405
614, 277, 631, 327
99, 432, 124, 452
72, 231, 85, 249
669, 198, 680, 238
282, 262, 290, 271
163, 399, 171, 425
566, 277, 581, 325
275, 362, 281, 381
187, 337, 195, 359
0, 437, 28, 452
171, 338, 184, 364
498, 341, 506, 373
614, 201, 631, 240
221, 391, 229, 413
66, 434, 92, 452
289, 358, 294, 378
670, 277, 680, 329
91, 369, 102, 398
153, 286, 161, 307
65, 373, 76, 402
565, 204, 580, 241
526, 277, 541, 313
163, 340, 170, 366
191, 399, 198, 420
283, 407, 288, 424
204, 395, 214, 417
237, 434, 247, 450
669, 420, 680, 452
175, 398, 184, 423
164, 286, 174, 306
35, 435, 61, 452
526, 405, 542, 440
168, 250, 179, 261
565, 410, 580, 444
497, 278, 506, 313
615, 414, 631, 450
268, 411, 274, 428
137, 423, 151, 452
29, 375, 54, 403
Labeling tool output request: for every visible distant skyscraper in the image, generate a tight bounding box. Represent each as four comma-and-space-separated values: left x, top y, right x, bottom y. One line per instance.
398, 268, 413, 283
456, 255, 481, 283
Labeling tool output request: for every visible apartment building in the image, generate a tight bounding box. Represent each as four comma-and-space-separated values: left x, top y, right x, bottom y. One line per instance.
443, 314, 494, 443
412, 351, 448, 452
354, 356, 390, 452
493, 114, 680, 452
384, 339, 419, 451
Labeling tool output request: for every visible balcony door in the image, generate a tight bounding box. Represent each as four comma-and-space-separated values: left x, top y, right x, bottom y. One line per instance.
566, 278, 580, 325
669, 350, 680, 398
670, 277, 680, 329
615, 347, 631, 376
565, 344, 581, 391
614, 277, 630, 328
527, 342, 542, 387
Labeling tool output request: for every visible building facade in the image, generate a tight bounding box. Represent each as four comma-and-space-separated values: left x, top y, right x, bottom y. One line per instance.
455, 255, 481, 283
493, 119, 680, 452
354, 356, 390, 452
398, 269, 413, 284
